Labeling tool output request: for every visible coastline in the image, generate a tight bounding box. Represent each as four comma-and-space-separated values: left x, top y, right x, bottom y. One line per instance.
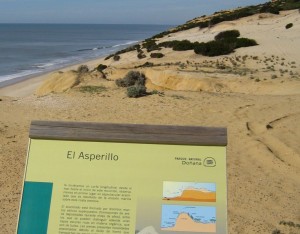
0, 24, 173, 98
0, 55, 107, 97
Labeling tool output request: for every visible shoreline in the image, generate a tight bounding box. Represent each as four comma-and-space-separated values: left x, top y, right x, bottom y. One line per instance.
0, 55, 107, 97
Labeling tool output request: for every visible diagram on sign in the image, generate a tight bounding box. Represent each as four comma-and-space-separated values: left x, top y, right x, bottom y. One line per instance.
161, 205, 216, 233
163, 181, 216, 202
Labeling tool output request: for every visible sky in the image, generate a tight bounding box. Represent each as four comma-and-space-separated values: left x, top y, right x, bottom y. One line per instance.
0, 0, 268, 25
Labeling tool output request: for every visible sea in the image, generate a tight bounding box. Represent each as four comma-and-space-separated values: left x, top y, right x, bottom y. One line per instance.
0, 24, 172, 86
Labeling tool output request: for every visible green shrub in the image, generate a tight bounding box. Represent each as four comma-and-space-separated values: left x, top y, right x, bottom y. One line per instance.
259, 3, 281, 14
142, 39, 160, 52
127, 85, 147, 98
194, 40, 235, 56
113, 55, 120, 61
78, 85, 107, 94
104, 45, 140, 60
115, 71, 146, 87
215, 30, 240, 40
173, 40, 195, 51
272, 229, 282, 234
158, 40, 180, 48
115, 71, 148, 98
139, 62, 154, 67
235, 38, 258, 48
285, 23, 293, 29
137, 52, 146, 59
105, 54, 114, 60
151, 31, 169, 39
150, 53, 164, 58
115, 45, 139, 55
77, 65, 89, 73
96, 64, 108, 72
159, 40, 198, 51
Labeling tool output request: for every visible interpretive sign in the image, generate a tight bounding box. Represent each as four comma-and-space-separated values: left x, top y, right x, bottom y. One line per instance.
17, 121, 227, 234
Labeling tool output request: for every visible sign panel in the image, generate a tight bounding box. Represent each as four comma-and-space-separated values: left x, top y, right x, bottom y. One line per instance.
17, 121, 227, 234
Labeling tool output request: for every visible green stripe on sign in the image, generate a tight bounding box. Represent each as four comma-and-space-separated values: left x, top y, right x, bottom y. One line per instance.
18, 181, 53, 234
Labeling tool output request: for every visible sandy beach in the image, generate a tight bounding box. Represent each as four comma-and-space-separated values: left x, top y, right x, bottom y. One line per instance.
1, 8, 300, 234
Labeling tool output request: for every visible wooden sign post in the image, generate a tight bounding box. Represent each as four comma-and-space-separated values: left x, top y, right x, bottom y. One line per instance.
17, 121, 227, 234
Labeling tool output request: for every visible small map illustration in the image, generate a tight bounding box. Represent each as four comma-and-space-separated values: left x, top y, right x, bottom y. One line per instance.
163, 181, 216, 202
161, 205, 216, 233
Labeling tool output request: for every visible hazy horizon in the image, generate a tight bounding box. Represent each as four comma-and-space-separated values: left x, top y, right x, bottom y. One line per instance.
0, 0, 268, 25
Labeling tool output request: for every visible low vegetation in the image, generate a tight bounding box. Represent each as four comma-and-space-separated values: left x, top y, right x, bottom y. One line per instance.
150, 53, 164, 58
135, 62, 154, 68
142, 39, 160, 52
115, 71, 146, 87
194, 41, 235, 56
77, 65, 89, 74
215, 30, 240, 40
127, 85, 147, 98
96, 64, 107, 72
137, 51, 146, 59
272, 220, 300, 234
78, 85, 107, 94
173, 40, 195, 51
105, 44, 141, 60
115, 71, 148, 98
285, 23, 293, 29
157, 30, 257, 57
113, 55, 120, 61
279, 220, 300, 228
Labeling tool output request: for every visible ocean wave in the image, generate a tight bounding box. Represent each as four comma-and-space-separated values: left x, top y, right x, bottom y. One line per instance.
0, 57, 81, 83
33, 63, 55, 69
112, 40, 139, 48
0, 70, 41, 83
78, 47, 102, 52
76, 40, 138, 53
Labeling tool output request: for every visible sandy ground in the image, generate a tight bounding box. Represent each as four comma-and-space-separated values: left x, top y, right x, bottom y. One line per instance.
0, 9, 300, 234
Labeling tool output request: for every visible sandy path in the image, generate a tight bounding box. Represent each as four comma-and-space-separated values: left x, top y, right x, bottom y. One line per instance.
0, 88, 299, 233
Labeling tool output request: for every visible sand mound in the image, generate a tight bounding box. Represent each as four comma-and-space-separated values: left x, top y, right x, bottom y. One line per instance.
35, 71, 80, 96
144, 69, 230, 93
35, 70, 105, 96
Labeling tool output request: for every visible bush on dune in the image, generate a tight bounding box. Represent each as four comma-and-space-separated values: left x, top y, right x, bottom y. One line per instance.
115, 71, 146, 88
113, 55, 121, 61
77, 65, 89, 74
150, 53, 164, 58
194, 40, 235, 56
285, 23, 293, 29
142, 39, 161, 52
96, 64, 108, 72
235, 38, 258, 48
127, 85, 147, 98
173, 40, 195, 51
215, 30, 240, 40
115, 71, 148, 98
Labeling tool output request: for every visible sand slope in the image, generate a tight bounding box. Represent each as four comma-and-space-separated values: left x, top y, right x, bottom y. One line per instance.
1, 88, 299, 233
